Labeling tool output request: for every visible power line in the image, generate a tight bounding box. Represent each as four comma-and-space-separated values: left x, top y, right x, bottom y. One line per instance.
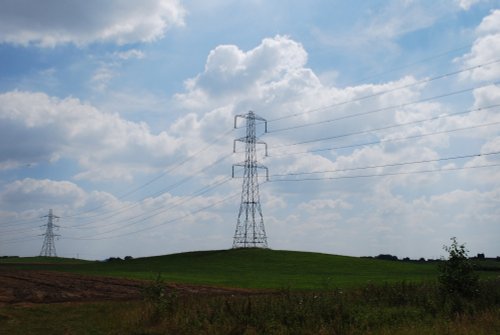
0, 225, 42, 235
269, 163, 500, 183
253, 59, 500, 126
62, 128, 235, 219
268, 120, 500, 158
63, 153, 233, 227
64, 177, 234, 238
0, 236, 40, 245
267, 81, 499, 134
348, 44, 472, 86
65, 189, 243, 241
266, 104, 500, 150
0, 214, 46, 228
269, 151, 500, 178
0, 218, 43, 229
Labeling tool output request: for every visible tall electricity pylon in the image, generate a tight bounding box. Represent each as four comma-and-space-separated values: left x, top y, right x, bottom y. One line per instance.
39, 209, 60, 257
232, 111, 269, 248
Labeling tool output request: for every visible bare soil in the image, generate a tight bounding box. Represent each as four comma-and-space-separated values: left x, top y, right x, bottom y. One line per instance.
0, 267, 258, 305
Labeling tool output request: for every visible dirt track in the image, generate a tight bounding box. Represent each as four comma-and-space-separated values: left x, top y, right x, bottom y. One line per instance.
0, 267, 256, 305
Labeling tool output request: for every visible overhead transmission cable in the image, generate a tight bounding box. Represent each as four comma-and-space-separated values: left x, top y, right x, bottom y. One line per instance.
62, 128, 235, 219
1, 176, 236, 243
0, 45, 489, 244
269, 163, 500, 183
64, 152, 233, 227
64, 177, 235, 237
233, 59, 499, 129
267, 80, 499, 134
268, 120, 500, 158
0, 236, 41, 245
265, 104, 500, 150
348, 44, 472, 85
269, 151, 500, 178
65, 188, 244, 241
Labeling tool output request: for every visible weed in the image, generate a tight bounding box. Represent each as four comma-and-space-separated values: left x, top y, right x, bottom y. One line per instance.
140, 273, 178, 325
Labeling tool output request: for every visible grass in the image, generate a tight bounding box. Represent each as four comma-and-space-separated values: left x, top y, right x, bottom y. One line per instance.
1, 249, 499, 334
0, 248, 443, 289
3, 249, 499, 289
1, 279, 499, 335
0, 301, 136, 335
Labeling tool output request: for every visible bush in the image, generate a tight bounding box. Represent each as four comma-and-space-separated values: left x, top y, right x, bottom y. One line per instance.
438, 237, 479, 298
140, 273, 178, 325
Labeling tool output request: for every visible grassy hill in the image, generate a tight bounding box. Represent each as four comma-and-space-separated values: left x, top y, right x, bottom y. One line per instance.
2, 249, 499, 335
1, 248, 441, 289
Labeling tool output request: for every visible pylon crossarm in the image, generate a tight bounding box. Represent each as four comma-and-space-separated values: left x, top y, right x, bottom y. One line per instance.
234, 114, 249, 128
256, 141, 268, 156
263, 166, 269, 181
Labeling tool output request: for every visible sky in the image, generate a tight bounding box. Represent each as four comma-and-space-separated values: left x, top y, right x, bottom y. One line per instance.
0, 0, 499, 260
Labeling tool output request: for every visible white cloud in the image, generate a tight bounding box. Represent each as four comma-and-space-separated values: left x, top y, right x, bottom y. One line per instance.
89, 49, 146, 93
0, 0, 185, 47
455, 0, 481, 10
0, 175, 239, 258
459, 10, 500, 81
91, 65, 116, 92
312, 1, 443, 53
176, 35, 310, 108
0, 91, 180, 180
170, 33, 500, 257
298, 199, 352, 213
114, 49, 146, 60
2, 27, 499, 259
0, 178, 86, 211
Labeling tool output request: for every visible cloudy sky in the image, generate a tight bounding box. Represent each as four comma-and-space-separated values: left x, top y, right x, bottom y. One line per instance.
0, 0, 499, 260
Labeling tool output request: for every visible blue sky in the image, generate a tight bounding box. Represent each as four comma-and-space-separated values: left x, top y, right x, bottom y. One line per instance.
0, 0, 499, 260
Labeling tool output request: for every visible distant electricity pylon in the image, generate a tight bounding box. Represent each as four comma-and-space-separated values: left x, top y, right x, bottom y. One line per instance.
39, 209, 60, 257
232, 111, 269, 248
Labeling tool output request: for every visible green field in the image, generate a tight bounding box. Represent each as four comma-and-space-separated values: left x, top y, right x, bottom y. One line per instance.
1, 249, 500, 334
0, 248, 445, 289
2, 248, 499, 289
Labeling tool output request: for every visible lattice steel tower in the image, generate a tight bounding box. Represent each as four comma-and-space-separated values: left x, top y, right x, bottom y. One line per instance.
39, 209, 60, 257
232, 111, 269, 248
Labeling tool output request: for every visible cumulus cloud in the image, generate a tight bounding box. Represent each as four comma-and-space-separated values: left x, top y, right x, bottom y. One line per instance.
171, 31, 499, 256
175, 35, 480, 189
0, 91, 180, 180
0, 175, 237, 258
0, 178, 86, 211
176, 35, 310, 107
2, 27, 499, 258
0, 0, 185, 47
459, 10, 500, 81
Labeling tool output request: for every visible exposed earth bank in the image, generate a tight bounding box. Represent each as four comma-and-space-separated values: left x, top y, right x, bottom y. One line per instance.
0, 266, 257, 305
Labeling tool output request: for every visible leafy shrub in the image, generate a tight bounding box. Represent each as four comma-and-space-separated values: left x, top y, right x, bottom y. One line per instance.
438, 237, 479, 298
140, 273, 178, 324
